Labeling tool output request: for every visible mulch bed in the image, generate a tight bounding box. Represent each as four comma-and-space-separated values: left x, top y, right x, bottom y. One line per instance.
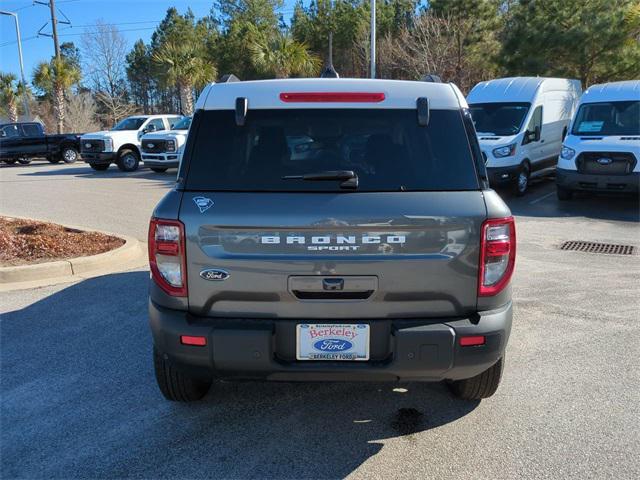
0, 217, 125, 267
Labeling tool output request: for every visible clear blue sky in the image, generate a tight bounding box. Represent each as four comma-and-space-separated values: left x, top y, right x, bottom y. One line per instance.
0, 0, 298, 83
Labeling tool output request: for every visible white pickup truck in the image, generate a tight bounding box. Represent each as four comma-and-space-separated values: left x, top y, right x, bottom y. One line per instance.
141, 116, 191, 173
80, 114, 183, 172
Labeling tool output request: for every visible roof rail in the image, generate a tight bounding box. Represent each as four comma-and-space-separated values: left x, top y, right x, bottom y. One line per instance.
219, 74, 241, 83
421, 74, 442, 83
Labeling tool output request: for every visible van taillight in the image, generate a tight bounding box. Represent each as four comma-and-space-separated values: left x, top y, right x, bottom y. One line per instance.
478, 217, 516, 296
148, 218, 187, 297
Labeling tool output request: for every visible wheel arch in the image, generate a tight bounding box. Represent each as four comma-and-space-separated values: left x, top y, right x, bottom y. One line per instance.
117, 144, 141, 158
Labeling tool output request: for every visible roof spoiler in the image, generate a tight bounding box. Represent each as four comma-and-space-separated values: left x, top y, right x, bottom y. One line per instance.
417, 97, 429, 126
235, 97, 248, 126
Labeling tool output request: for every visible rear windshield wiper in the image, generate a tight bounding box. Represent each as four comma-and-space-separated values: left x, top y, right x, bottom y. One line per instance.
282, 170, 358, 189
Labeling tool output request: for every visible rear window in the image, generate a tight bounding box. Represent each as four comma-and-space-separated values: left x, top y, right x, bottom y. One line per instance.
183, 109, 479, 192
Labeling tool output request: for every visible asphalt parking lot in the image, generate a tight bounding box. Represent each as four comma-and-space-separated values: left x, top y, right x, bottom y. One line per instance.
1, 162, 639, 479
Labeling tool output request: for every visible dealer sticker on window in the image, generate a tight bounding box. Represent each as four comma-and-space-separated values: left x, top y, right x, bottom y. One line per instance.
297, 324, 370, 361
578, 121, 604, 132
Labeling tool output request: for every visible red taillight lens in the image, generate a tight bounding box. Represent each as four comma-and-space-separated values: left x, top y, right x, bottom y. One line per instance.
459, 335, 486, 347
180, 335, 207, 346
148, 218, 187, 297
478, 217, 516, 296
279, 92, 386, 103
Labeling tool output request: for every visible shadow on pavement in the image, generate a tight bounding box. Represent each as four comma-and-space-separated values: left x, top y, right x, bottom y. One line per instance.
1, 271, 478, 479
495, 175, 639, 223
17, 164, 178, 185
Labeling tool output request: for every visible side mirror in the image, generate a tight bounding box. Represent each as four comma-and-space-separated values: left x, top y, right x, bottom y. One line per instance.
0, 131, 6, 138
562, 126, 568, 140
145, 124, 157, 133
534, 125, 541, 142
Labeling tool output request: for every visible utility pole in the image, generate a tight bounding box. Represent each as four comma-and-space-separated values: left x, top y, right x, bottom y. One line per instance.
49, 0, 60, 58
370, 0, 376, 79
0, 11, 30, 118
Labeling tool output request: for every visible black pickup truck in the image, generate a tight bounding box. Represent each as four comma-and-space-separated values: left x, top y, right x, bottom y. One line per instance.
0, 122, 82, 165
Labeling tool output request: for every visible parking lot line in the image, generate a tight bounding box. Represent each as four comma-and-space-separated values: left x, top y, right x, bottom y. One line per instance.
529, 192, 555, 205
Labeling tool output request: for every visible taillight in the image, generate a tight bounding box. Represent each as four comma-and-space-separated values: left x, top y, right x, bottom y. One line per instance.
279, 92, 386, 103
478, 217, 516, 296
148, 218, 187, 297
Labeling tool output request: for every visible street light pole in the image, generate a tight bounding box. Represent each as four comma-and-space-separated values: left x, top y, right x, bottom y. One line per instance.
0, 10, 30, 118
370, 0, 376, 79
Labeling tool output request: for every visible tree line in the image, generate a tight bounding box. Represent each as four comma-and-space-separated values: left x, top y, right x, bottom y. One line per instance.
1, 0, 639, 134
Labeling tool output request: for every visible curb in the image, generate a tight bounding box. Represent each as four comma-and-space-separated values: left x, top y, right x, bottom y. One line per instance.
0, 220, 147, 292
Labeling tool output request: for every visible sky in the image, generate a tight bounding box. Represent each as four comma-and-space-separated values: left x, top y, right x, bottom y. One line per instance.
0, 0, 299, 83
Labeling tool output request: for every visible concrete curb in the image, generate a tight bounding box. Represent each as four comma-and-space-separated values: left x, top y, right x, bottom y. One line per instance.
0, 219, 147, 292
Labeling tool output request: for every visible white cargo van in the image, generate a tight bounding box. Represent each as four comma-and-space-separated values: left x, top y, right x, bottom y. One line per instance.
467, 77, 582, 195
556, 80, 639, 200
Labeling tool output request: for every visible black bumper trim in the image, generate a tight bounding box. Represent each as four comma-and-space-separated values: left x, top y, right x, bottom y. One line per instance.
487, 165, 521, 186
556, 168, 640, 193
82, 152, 116, 164
148, 301, 512, 382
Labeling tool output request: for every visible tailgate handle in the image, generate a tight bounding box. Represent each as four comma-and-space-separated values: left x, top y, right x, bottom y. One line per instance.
322, 278, 344, 291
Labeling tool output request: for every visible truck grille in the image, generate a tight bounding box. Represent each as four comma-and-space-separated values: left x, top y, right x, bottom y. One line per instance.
142, 140, 167, 153
81, 139, 104, 153
576, 152, 636, 175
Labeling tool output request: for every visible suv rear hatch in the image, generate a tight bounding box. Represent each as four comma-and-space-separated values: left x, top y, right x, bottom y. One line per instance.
179, 107, 487, 319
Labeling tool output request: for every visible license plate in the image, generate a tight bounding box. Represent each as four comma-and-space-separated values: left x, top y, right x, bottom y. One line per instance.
296, 323, 370, 361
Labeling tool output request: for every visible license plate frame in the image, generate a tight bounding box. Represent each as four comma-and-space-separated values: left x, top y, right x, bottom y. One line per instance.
296, 323, 370, 361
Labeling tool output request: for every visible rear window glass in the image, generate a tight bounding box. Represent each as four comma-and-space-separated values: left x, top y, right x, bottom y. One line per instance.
183, 109, 479, 192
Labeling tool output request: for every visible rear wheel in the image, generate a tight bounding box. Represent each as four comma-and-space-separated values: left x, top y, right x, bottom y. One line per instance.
557, 185, 573, 200
151, 167, 168, 173
117, 149, 139, 172
17, 157, 31, 165
3, 159, 17, 165
153, 347, 211, 402
448, 357, 504, 400
61, 146, 79, 164
513, 163, 530, 197
89, 163, 109, 171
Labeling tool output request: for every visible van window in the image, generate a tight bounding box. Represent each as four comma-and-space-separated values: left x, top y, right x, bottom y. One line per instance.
572, 101, 640, 136
526, 106, 543, 133
468, 103, 530, 136
183, 109, 479, 192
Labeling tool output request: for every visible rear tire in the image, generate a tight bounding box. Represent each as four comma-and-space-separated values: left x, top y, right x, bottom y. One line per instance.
17, 157, 31, 165
117, 149, 140, 172
150, 167, 168, 173
153, 347, 211, 402
448, 357, 504, 400
513, 163, 530, 197
3, 159, 17, 165
89, 163, 109, 171
61, 146, 79, 164
557, 185, 573, 200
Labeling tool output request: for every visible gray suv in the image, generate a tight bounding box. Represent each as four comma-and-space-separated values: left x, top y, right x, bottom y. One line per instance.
148, 78, 515, 402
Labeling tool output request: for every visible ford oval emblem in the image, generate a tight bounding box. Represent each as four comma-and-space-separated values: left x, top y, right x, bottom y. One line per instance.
148, 143, 154, 148
199, 268, 229, 281
597, 157, 613, 165
84, 143, 92, 148
313, 339, 353, 352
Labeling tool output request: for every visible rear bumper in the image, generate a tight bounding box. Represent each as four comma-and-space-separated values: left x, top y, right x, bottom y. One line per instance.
82, 152, 116, 164
142, 153, 180, 168
487, 165, 521, 186
556, 168, 640, 193
149, 301, 512, 382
